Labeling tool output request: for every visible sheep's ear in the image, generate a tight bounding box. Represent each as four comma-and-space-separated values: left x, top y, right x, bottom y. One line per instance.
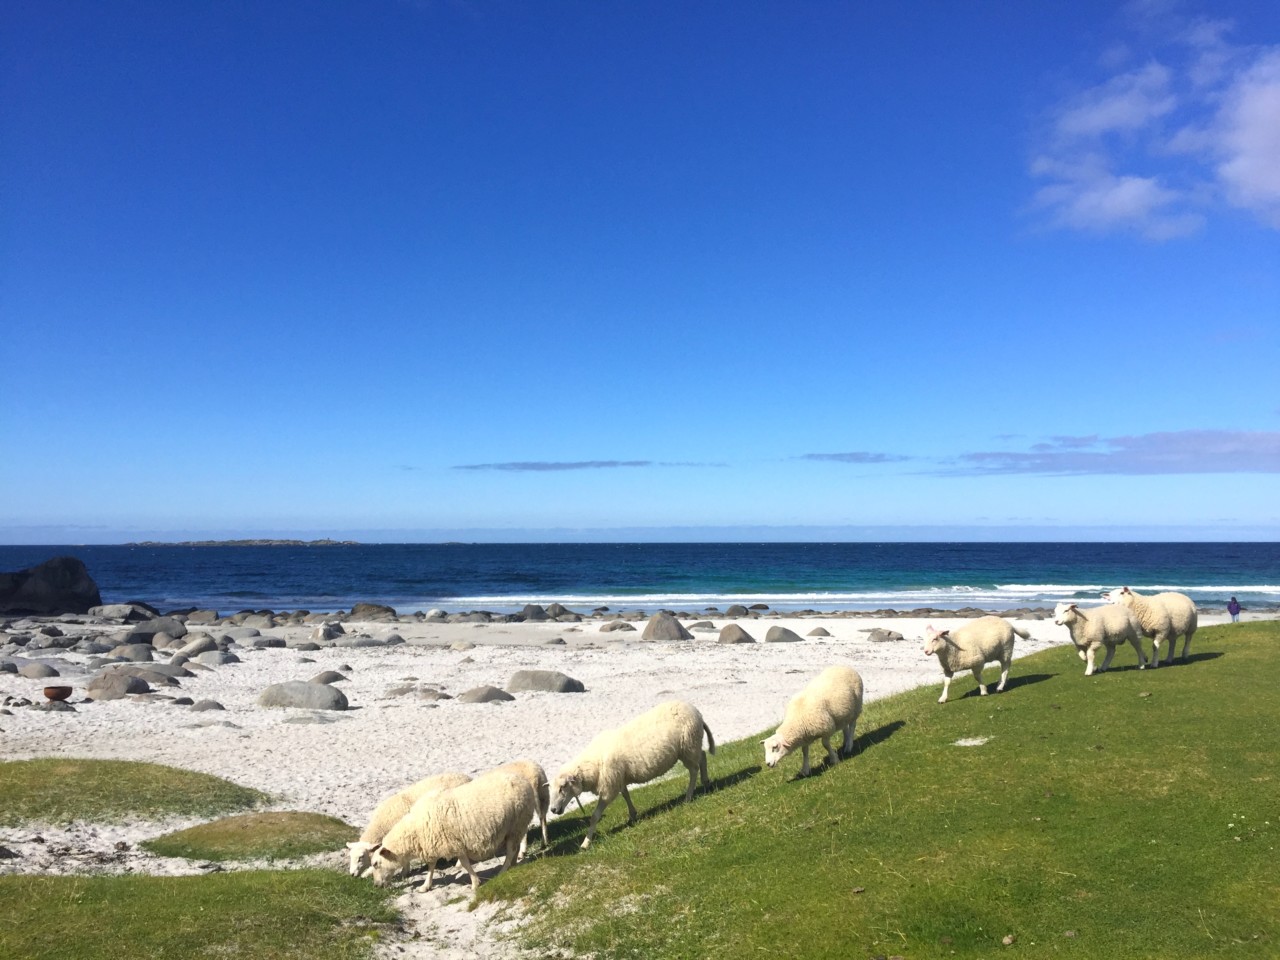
1069, 603, 1078, 611
376, 847, 398, 862
939, 629, 951, 639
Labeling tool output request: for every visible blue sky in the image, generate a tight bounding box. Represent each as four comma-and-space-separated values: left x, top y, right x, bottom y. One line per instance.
3, 0, 1278, 543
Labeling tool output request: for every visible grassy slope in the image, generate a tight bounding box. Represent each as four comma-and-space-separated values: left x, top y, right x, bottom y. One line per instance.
142, 811, 357, 862
489, 622, 1279, 960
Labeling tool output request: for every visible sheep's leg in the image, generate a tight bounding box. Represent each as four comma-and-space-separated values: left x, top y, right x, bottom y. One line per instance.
516, 831, 528, 860
1148, 639, 1161, 667
1130, 638, 1147, 669
973, 666, 988, 696
498, 833, 520, 875
938, 671, 953, 704
621, 785, 639, 823
1181, 630, 1194, 660
1077, 647, 1087, 662
821, 734, 837, 767
538, 808, 550, 848
418, 864, 436, 892
684, 761, 697, 801
1084, 646, 1097, 676
580, 798, 608, 849
840, 722, 857, 758
1099, 644, 1118, 672
1162, 635, 1175, 667
698, 749, 710, 790
799, 744, 812, 776
454, 853, 484, 891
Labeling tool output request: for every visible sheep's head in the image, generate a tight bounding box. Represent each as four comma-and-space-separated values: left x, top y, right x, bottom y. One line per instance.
368, 845, 403, 887
1102, 586, 1134, 605
1053, 602, 1079, 626
346, 840, 377, 878
761, 733, 791, 768
922, 625, 949, 657
548, 771, 578, 816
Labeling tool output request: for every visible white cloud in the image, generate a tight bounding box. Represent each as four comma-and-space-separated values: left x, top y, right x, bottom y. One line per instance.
1030, 11, 1280, 237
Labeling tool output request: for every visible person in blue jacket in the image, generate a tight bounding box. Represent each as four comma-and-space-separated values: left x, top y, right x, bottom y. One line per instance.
1227, 597, 1242, 622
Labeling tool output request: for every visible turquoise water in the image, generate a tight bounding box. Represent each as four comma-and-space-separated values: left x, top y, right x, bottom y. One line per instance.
2, 542, 1276, 614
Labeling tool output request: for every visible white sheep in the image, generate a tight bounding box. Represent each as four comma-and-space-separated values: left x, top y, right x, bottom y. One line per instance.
347, 771, 472, 877
922, 616, 1029, 703
368, 769, 536, 892
762, 664, 864, 777
549, 699, 715, 849
493, 758, 551, 855
1053, 602, 1147, 675
1104, 586, 1199, 666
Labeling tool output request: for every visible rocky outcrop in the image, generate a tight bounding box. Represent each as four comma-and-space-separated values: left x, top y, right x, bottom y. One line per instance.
0, 557, 102, 615
506, 669, 585, 693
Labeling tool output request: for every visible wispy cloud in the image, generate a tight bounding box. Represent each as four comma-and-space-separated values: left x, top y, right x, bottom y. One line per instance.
943, 430, 1280, 475
798, 452, 912, 464
1031, 11, 1280, 237
454, 460, 653, 472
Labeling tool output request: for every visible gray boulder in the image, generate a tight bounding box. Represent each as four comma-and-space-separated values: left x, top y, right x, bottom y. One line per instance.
725, 604, 750, 617
87, 673, 150, 700
177, 635, 219, 657
642, 612, 693, 642
258, 681, 348, 710
717, 624, 757, 644
114, 643, 155, 662
195, 650, 240, 667
89, 603, 155, 622
190, 699, 225, 712
17, 662, 59, 679
310, 670, 348, 685
122, 618, 188, 644
456, 685, 515, 704
506, 670, 585, 694
0, 556, 101, 615
521, 604, 550, 621
349, 602, 397, 620
765, 626, 804, 643
807, 627, 833, 637
865, 628, 905, 643
599, 620, 636, 633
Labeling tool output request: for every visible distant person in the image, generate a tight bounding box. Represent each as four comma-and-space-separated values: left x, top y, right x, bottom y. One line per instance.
1227, 596, 1242, 622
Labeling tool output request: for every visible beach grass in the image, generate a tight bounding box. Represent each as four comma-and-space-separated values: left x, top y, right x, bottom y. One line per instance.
0, 870, 396, 960
0, 758, 267, 826
486, 621, 1279, 959
141, 811, 357, 862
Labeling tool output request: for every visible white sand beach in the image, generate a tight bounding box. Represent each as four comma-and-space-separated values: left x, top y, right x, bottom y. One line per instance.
0, 607, 1242, 957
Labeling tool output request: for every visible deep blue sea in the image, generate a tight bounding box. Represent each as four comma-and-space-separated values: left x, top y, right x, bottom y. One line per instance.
2, 543, 1277, 615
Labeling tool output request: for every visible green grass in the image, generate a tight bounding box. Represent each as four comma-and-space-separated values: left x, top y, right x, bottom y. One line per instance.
0, 871, 396, 960
486, 621, 1280, 960
0, 759, 267, 825
142, 811, 358, 861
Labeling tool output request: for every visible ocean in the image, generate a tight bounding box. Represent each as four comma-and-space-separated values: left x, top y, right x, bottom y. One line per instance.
2, 542, 1277, 615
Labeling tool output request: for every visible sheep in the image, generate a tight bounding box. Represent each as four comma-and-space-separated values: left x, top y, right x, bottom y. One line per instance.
762, 664, 864, 777
1053, 602, 1147, 675
922, 616, 1029, 703
549, 699, 715, 849
493, 759, 551, 855
368, 769, 536, 892
347, 771, 471, 877
1104, 586, 1199, 666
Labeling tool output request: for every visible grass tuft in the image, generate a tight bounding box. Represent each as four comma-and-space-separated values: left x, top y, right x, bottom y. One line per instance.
0, 759, 267, 825
142, 811, 357, 862
484, 621, 1280, 959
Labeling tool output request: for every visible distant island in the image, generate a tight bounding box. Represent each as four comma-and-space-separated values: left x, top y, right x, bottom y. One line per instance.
124, 539, 361, 547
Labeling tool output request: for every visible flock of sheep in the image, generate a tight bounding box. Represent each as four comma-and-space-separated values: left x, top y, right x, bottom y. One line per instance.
345, 586, 1200, 894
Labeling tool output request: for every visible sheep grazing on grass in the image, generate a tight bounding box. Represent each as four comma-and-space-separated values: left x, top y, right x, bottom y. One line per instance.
347, 771, 471, 877
549, 699, 715, 849
922, 616, 1029, 703
1053, 602, 1147, 675
369, 769, 536, 892
762, 664, 864, 777
1104, 586, 1199, 666
493, 758, 551, 855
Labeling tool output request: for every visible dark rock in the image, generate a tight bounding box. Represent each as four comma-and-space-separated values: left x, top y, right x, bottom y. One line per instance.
749, 603, 770, 611
177, 634, 219, 657
169, 697, 194, 706
865, 628, 905, 643
807, 627, 833, 637
122, 618, 188, 644
310, 670, 348, 685
0, 557, 102, 616
764, 626, 804, 643
334, 636, 383, 648
87, 673, 150, 700
258, 681, 348, 710
521, 604, 550, 621
718, 624, 756, 644
457, 685, 515, 704
17, 662, 59, 679
349, 602, 397, 620
506, 670, 585, 693
195, 650, 240, 666
546, 603, 576, 618
599, 620, 636, 633
190, 699, 225, 712
185, 610, 219, 624
30, 700, 76, 712
725, 605, 750, 617
688, 621, 716, 630
114, 643, 155, 662
89, 603, 155, 622
248, 636, 286, 649
642, 612, 693, 642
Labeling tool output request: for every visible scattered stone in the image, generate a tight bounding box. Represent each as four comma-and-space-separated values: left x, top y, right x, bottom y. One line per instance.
725, 604, 750, 617
310, 624, 344, 642
748, 603, 770, 611
717, 624, 756, 644
456, 685, 515, 704
86, 673, 150, 700
450, 641, 476, 652
600, 620, 636, 633
258, 681, 348, 711
642, 612, 693, 642
350, 602, 397, 620
310, 670, 348, 685
1002, 935, 1017, 946
334, 636, 383, 648
542, 637, 565, 645
506, 670, 585, 694
190, 699, 225, 712
88, 603, 155, 622
17, 662, 59, 679
30, 700, 76, 712
807, 627, 832, 637
764, 625, 804, 643
122, 617, 188, 643
865, 628, 905, 643
169, 697, 194, 706
177, 634, 219, 657
114, 643, 155, 662
195, 651, 240, 667
521, 604, 550, 621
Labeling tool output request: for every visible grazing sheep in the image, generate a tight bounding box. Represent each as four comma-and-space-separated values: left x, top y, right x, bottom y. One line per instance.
493, 759, 551, 855
1053, 602, 1147, 675
368, 770, 536, 892
1104, 586, 1199, 666
922, 616, 1029, 703
549, 699, 715, 849
347, 771, 471, 877
762, 665, 864, 777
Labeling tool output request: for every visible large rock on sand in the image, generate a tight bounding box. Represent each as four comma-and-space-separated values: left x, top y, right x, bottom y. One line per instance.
87, 673, 150, 700
258, 681, 348, 711
642, 612, 692, 642
0, 557, 101, 615
765, 625, 804, 643
717, 623, 756, 644
506, 669, 585, 693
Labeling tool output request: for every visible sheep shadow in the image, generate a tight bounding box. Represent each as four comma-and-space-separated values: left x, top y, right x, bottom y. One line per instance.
947, 672, 1054, 699
1168, 651, 1223, 666
787, 719, 907, 782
